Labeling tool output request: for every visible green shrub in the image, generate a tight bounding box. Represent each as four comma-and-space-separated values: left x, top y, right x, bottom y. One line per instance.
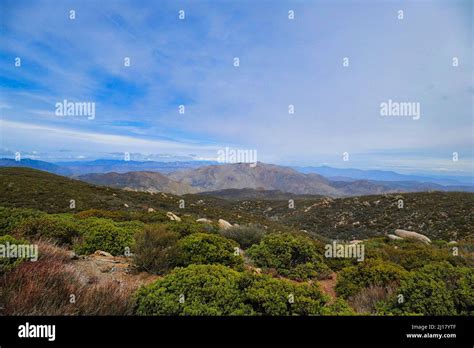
454, 268, 474, 315
243, 273, 328, 315
335, 258, 408, 299
384, 272, 455, 315
220, 224, 266, 249
75, 209, 169, 224
74, 218, 135, 256
321, 298, 356, 315
75, 209, 129, 221
13, 215, 82, 245
167, 220, 216, 237
0, 235, 29, 273
135, 264, 344, 316
176, 233, 243, 269
134, 264, 253, 315
247, 233, 331, 281
133, 225, 180, 275
380, 262, 473, 315
366, 239, 447, 271
0, 207, 45, 236
115, 220, 145, 234
423, 262, 474, 315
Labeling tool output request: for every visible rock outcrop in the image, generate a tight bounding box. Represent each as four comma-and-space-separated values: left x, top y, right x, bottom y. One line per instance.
218, 219, 232, 230
394, 229, 431, 244
166, 212, 181, 222
387, 234, 404, 241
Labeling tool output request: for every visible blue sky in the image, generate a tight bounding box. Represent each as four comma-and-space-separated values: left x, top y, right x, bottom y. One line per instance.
0, 0, 472, 175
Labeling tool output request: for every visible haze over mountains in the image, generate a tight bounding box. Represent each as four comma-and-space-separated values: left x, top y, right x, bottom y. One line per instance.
297, 166, 473, 186
1, 158, 472, 198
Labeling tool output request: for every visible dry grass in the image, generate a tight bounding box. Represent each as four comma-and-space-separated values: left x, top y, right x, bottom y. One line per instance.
0, 240, 138, 315
348, 284, 396, 314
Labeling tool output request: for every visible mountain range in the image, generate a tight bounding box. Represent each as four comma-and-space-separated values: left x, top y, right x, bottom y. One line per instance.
1, 158, 473, 198
296, 165, 473, 186
80, 162, 473, 197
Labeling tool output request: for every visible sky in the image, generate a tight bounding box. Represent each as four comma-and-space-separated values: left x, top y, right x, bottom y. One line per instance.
0, 0, 472, 175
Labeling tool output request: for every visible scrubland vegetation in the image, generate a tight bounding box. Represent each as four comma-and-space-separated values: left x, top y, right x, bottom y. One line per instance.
0, 168, 472, 316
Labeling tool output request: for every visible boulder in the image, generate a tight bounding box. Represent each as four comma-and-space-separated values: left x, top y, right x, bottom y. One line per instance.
196, 218, 212, 223
387, 234, 404, 241
147, 207, 155, 213
94, 250, 113, 257
218, 219, 233, 230
166, 212, 182, 222
349, 240, 363, 244
394, 229, 431, 244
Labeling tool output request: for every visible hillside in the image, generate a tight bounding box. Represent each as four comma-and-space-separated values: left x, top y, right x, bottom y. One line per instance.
199, 188, 323, 201
0, 158, 72, 176
79, 171, 198, 195
1, 167, 472, 241
0, 167, 267, 226
0, 167, 181, 213
230, 192, 474, 241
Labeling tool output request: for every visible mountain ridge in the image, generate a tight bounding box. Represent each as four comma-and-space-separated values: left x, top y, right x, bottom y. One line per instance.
1, 158, 473, 197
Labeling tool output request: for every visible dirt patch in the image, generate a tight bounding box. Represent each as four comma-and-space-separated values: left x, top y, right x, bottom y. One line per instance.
317, 272, 337, 301
72, 251, 160, 286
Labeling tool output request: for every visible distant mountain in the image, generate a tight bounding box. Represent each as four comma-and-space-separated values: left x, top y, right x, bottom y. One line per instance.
57, 159, 218, 175
79, 171, 198, 195
296, 165, 473, 186
168, 162, 473, 197
0, 158, 72, 176
168, 162, 343, 196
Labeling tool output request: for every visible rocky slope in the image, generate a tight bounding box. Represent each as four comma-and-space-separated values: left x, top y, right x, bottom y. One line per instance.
168, 162, 343, 196
78, 171, 197, 195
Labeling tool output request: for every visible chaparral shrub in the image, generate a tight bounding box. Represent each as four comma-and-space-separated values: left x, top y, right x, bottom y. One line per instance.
335, 258, 408, 299
246, 233, 331, 280
74, 218, 135, 256
0, 234, 29, 273
0, 207, 45, 236
175, 233, 243, 269
242, 273, 329, 315
13, 214, 81, 246
133, 225, 180, 275
379, 262, 473, 315
219, 224, 266, 249
134, 264, 252, 315
134, 264, 349, 316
